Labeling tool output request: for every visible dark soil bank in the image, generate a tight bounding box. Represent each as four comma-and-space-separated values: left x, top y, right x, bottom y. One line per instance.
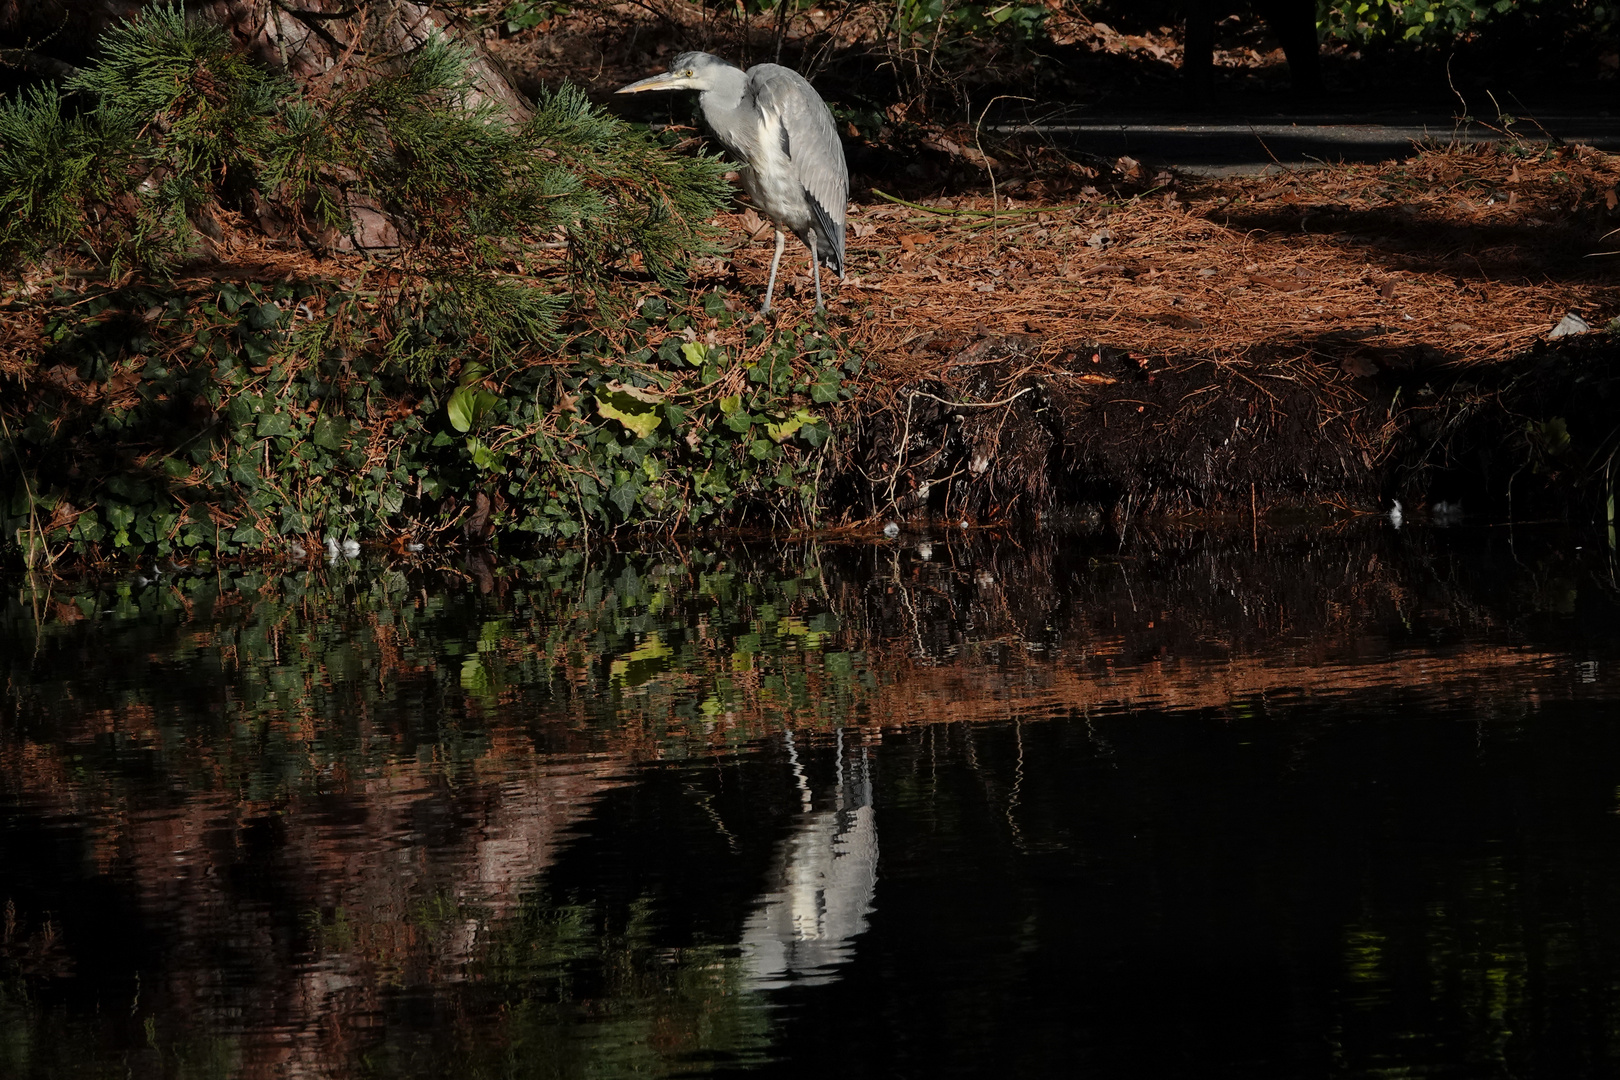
835, 330, 1619, 529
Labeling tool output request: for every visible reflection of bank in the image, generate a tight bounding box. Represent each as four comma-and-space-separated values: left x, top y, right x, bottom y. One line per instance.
741, 730, 879, 989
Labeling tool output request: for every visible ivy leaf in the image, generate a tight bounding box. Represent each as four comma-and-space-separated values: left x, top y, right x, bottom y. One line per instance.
256, 412, 292, 437
680, 341, 709, 367
766, 407, 816, 442
468, 437, 505, 472
609, 475, 643, 515
810, 367, 842, 404
243, 302, 282, 330
596, 384, 664, 438
217, 283, 251, 313
312, 416, 349, 450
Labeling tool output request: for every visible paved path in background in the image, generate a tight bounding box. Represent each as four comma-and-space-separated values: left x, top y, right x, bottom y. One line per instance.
995, 109, 1620, 177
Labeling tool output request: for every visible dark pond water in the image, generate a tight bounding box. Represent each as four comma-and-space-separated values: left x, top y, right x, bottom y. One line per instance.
4, 525, 1620, 1078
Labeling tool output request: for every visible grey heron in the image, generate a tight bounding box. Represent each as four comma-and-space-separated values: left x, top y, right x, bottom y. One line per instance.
617, 52, 848, 315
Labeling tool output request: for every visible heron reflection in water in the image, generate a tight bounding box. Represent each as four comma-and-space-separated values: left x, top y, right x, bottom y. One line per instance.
741, 728, 878, 988
616, 52, 848, 314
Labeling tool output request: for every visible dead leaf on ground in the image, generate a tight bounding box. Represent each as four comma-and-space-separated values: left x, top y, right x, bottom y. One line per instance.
1550, 312, 1592, 338
104, 369, 142, 395
1341, 356, 1380, 378
921, 136, 1000, 169
1245, 273, 1309, 292
1148, 312, 1205, 330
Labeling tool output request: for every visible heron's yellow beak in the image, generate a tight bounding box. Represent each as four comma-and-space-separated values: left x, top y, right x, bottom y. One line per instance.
615, 72, 689, 94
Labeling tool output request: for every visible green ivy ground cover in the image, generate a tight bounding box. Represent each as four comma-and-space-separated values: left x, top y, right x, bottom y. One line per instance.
2, 277, 858, 566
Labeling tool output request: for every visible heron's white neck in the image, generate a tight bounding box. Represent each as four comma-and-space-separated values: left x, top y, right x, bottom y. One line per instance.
697, 67, 750, 116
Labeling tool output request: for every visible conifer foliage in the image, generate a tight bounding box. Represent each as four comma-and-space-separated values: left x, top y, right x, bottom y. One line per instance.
0, 3, 730, 359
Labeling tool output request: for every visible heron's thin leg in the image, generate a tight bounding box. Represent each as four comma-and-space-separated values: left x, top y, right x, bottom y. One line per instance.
763, 229, 787, 314
809, 232, 824, 310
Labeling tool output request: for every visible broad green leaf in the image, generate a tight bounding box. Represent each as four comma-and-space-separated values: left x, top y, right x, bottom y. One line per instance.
606, 380, 664, 404
256, 412, 292, 437
766, 408, 816, 442
609, 476, 642, 515
448, 386, 476, 432
243, 302, 282, 330
597, 391, 663, 438
312, 416, 349, 450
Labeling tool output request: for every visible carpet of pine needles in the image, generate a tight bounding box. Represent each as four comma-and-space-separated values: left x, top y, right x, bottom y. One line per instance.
757, 139, 1619, 380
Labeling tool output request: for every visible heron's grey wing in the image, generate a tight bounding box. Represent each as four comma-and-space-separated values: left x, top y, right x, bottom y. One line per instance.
749, 65, 848, 271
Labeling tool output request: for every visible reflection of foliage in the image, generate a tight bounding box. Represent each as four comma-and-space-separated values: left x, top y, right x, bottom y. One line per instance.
1336, 860, 1530, 1076
0, 547, 864, 798
0, 547, 862, 1077
433, 898, 774, 1077
3, 532, 1620, 1077
0, 969, 242, 1080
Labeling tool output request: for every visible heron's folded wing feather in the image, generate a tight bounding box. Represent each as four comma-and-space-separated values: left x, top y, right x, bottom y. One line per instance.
749, 64, 848, 271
